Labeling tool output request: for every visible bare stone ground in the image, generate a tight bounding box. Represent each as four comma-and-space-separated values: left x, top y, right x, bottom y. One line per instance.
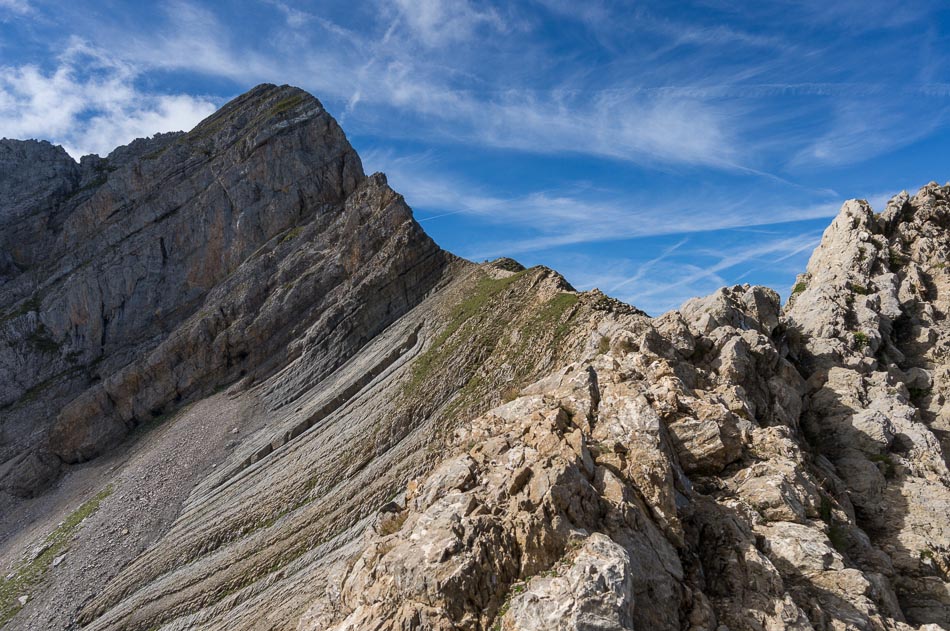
0, 391, 263, 630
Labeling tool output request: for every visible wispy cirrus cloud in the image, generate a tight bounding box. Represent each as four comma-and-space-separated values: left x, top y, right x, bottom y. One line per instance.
370, 152, 843, 260
6, 0, 950, 174
791, 97, 950, 167
122, 1, 281, 81
646, 232, 821, 297
554, 231, 824, 315
75, 0, 744, 170
458, 194, 836, 261
386, 0, 506, 47
262, 0, 312, 28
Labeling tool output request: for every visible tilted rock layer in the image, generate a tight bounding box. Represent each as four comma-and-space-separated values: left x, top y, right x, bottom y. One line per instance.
0, 85, 948, 631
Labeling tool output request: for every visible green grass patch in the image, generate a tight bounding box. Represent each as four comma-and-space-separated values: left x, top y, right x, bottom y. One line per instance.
597, 336, 610, 354
436, 289, 580, 422
406, 271, 525, 392
853, 331, 869, 349
530, 293, 579, 341
869, 453, 896, 479
27, 323, 59, 354
269, 94, 306, 118
851, 283, 869, 295
0, 485, 113, 627
280, 226, 304, 243
792, 282, 807, 295
0, 295, 41, 325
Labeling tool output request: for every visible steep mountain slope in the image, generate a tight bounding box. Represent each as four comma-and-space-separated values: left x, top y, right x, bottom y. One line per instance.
0, 83, 446, 496
0, 86, 948, 631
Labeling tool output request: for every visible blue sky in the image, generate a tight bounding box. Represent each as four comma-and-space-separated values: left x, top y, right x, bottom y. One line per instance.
2, 1, 949, 313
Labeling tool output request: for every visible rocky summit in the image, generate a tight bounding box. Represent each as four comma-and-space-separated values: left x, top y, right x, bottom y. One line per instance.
0, 84, 948, 631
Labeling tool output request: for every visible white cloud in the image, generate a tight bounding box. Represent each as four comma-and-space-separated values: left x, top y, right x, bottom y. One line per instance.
138, 1, 279, 80
0, 39, 217, 158
0, 0, 31, 15
62, 94, 219, 159
388, 0, 505, 47
633, 233, 820, 301
791, 98, 948, 168
8, 0, 945, 175
90, 1, 742, 170
262, 0, 311, 28
459, 91, 738, 167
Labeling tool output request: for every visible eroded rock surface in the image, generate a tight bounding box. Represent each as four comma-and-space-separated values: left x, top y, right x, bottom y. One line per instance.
0, 84, 447, 497
1, 86, 949, 631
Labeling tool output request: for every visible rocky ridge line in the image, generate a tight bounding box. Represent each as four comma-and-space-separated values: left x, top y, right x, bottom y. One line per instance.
0, 86, 948, 631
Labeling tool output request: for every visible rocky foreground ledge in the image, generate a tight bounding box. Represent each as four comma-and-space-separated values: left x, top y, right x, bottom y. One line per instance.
0, 85, 948, 631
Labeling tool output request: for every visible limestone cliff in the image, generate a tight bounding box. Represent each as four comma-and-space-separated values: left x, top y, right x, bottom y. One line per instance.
0, 85, 948, 631
0, 84, 447, 495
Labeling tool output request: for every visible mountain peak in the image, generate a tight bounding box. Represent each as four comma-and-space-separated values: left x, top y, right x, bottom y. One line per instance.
189, 83, 325, 137
0, 83, 408, 476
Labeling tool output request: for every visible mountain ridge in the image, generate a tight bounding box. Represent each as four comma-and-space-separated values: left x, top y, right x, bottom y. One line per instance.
0, 84, 948, 631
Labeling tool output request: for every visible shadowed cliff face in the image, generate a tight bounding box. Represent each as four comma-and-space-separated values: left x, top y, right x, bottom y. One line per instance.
1, 86, 949, 631
0, 140, 81, 278
0, 84, 450, 494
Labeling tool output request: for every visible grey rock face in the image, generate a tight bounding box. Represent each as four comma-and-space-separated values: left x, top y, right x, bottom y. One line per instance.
498, 534, 636, 631
0, 139, 79, 278
0, 84, 448, 495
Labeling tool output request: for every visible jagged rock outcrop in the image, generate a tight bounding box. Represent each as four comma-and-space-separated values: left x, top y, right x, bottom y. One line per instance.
304, 266, 949, 631
786, 186, 950, 625
1, 86, 948, 631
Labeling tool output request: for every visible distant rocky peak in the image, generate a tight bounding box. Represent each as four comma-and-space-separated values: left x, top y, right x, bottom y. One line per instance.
185, 84, 326, 146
